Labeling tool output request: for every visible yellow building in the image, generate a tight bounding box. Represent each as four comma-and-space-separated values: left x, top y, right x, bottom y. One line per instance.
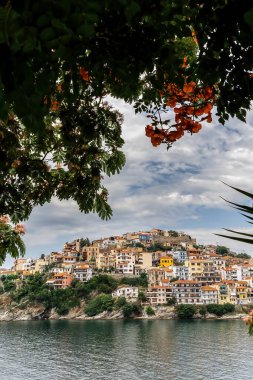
34, 258, 50, 273
186, 259, 205, 277
186, 259, 213, 278
83, 246, 100, 261
96, 251, 116, 270
213, 283, 231, 304
236, 285, 249, 305
159, 256, 173, 268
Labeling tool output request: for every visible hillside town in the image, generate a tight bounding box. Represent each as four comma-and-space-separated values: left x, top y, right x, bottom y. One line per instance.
1, 228, 253, 307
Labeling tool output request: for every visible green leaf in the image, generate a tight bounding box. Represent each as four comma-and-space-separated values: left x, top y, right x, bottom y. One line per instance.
244, 10, 253, 32
220, 184, 253, 245
214, 234, 253, 245
40, 27, 56, 41
222, 228, 253, 238
221, 182, 253, 200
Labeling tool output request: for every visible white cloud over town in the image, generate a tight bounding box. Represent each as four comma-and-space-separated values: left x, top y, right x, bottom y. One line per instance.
4, 99, 253, 267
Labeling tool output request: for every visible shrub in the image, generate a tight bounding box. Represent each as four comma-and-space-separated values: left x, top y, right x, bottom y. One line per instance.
177, 304, 196, 319
115, 296, 127, 309
146, 306, 155, 316
206, 303, 235, 316
167, 297, 176, 306
3, 281, 16, 292
123, 302, 141, 318
75, 283, 91, 299
56, 297, 80, 315
33, 289, 51, 303
89, 275, 118, 292
3, 274, 18, 281
199, 305, 207, 316
122, 303, 134, 318
85, 294, 114, 317
0, 286, 4, 294
222, 303, 235, 313
56, 303, 70, 315
206, 304, 223, 316
138, 291, 147, 302
97, 284, 113, 294
120, 273, 148, 288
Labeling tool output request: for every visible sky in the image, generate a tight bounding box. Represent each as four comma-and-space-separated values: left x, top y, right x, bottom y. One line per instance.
3, 99, 253, 267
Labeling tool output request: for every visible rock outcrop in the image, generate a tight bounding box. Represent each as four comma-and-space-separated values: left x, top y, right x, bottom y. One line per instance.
0, 294, 247, 321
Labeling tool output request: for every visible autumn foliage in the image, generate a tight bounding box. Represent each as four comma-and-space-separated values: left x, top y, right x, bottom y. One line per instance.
145, 80, 216, 148
145, 29, 215, 149
79, 67, 90, 82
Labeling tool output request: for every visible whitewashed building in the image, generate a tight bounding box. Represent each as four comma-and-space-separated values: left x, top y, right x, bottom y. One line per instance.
112, 285, 138, 300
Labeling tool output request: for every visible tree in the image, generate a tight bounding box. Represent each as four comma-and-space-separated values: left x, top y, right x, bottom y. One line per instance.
115, 296, 127, 309
80, 238, 91, 248
236, 253, 251, 259
122, 302, 141, 318
177, 304, 196, 319
215, 246, 230, 256
85, 294, 114, 317
206, 303, 235, 316
0, 215, 25, 263
147, 242, 168, 252
138, 291, 147, 303
146, 305, 155, 316
169, 231, 179, 237
0, 1, 252, 259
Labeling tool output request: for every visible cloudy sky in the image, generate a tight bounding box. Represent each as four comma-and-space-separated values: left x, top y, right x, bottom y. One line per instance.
4, 99, 253, 267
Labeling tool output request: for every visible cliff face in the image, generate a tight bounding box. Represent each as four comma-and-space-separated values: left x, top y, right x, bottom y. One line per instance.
0, 294, 46, 321
0, 294, 124, 321
0, 294, 247, 321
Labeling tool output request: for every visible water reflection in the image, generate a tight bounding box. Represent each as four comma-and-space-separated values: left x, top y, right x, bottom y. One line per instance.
0, 320, 252, 380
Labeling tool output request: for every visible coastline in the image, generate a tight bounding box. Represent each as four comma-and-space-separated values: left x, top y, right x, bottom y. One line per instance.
0, 294, 247, 322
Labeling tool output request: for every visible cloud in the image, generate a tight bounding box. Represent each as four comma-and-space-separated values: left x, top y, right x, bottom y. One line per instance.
184, 227, 253, 255
3, 100, 253, 267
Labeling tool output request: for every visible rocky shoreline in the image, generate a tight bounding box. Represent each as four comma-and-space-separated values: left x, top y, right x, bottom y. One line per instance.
0, 294, 247, 322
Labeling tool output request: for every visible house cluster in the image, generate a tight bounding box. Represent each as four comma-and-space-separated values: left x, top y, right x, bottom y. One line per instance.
146, 247, 253, 306
1, 228, 253, 306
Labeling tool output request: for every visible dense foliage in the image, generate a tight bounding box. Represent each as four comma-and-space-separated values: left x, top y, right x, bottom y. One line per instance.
122, 302, 141, 318
205, 303, 235, 316
119, 273, 148, 288
147, 243, 169, 252
84, 294, 114, 317
146, 305, 155, 316
3, 273, 143, 316
177, 304, 196, 319
215, 243, 251, 258
114, 296, 127, 309
215, 246, 230, 256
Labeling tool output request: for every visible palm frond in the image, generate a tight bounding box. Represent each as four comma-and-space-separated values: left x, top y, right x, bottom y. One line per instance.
240, 213, 253, 222
222, 228, 253, 238
219, 184, 253, 245
220, 197, 253, 214
221, 182, 253, 200
215, 233, 253, 244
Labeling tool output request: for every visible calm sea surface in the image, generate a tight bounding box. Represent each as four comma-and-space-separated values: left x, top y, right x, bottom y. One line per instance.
0, 319, 252, 380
